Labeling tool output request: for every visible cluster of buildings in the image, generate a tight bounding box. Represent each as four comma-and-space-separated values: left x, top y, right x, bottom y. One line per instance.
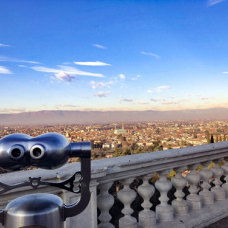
0, 120, 228, 158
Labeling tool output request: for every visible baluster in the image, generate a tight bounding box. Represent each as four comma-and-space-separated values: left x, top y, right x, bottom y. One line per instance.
186, 164, 202, 210
222, 157, 228, 195
199, 161, 214, 205
155, 169, 174, 222
97, 182, 115, 228
211, 159, 226, 201
171, 166, 188, 216
138, 174, 156, 228
117, 178, 137, 228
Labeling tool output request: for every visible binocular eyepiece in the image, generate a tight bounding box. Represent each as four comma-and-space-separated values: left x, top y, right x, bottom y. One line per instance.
0, 133, 91, 170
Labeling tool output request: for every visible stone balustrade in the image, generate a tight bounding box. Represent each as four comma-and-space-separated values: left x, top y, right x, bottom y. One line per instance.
1, 142, 228, 227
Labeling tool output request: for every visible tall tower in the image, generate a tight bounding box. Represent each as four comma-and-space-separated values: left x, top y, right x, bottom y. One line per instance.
122, 122, 124, 130
114, 124, 117, 134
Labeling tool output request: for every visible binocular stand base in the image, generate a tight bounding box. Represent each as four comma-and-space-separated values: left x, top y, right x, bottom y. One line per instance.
4, 193, 64, 228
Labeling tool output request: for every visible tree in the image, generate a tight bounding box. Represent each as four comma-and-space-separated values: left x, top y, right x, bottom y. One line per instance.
205, 130, 210, 144
122, 148, 131, 156
210, 135, 214, 143
114, 148, 121, 157
130, 142, 139, 152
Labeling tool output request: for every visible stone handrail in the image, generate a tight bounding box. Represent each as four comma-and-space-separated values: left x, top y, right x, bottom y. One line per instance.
1, 142, 228, 227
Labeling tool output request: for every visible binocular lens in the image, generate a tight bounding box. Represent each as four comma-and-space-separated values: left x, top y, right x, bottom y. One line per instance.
9, 145, 25, 160
30, 145, 45, 159
32, 148, 42, 158
11, 148, 22, 158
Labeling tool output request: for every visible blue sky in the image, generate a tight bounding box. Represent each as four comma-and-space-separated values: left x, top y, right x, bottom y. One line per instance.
1, 0, 228, 113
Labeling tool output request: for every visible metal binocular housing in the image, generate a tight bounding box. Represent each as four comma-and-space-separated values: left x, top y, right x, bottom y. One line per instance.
0, 133, 91, 228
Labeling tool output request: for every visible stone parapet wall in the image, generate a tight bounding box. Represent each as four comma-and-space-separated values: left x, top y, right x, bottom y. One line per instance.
1, 142, 228, 227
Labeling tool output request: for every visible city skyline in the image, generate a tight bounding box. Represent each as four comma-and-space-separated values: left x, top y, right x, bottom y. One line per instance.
1, 0, 228, 113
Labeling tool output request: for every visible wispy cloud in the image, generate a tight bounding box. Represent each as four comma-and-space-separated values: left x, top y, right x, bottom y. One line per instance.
161, 98, 188, 105
74, 61, 111, 66
156, 85, 170, 92
0, 108, 26, 114
94, 91, 111, 97
151, 98, 162, 102
55, 104, 79, 109
119, 74, 126, 80
0, 66, 12, 74
31, 65, 104, 82
200, 97, 210, 101
161, 100, 178, 105
208, 0, 225, 6
58, 65, 103, 77
121, 98, 133, 102
147, 89, 153, 94
138, 100, 149, 105
0, 56, 39, 64
140, 51, 160, 59
0, 43, 10, 47
93, 44, 107, 49
147, 85, 170, 94
131, 75, 141, 81
90, 80, 114, 89
222, 71, 228, 74
55, 72, 75, 82
150, 97, 188, 106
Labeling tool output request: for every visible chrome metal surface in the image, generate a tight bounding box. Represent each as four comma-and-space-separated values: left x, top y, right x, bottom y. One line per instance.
0, 133, 91, 227
0, 134, 31, 170
0, 133, 91, 170
5, 193, 64, 228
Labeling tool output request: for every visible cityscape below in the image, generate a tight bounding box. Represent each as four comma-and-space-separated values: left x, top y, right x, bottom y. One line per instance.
1, 120, 227, 161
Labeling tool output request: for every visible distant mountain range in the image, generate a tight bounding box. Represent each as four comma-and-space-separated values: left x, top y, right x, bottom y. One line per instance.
0, 108, 228, 125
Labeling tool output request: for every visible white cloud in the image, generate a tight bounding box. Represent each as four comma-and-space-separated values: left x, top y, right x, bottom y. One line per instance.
0, 43, 10, 47
94, 91, 111, 97
0, 108, 26, 114
58, 65, 104, 77
140, 51, 160, 59
151, 98, 162, 102
138, 100, 149, 104
121, 98, 133, 102
93, 44, 107, 49
31, 65, 104, 82
222, 72, 228, 74
131, 74, 141, 80
90, 80, 114, 89
119, 74, 126, 80
74, 61, 111, 66
156, 85, 170, 92
0, 55, 39, 64
161, 100, 178, 105
0, 66, 12, 74
208, 0, 225, 6
31, 66, 59, 73
55, 72, 75, 82
90, 81, 105, 89
147, 89, 153, 94
55, 104, 79, 108
200, 97, 210, 101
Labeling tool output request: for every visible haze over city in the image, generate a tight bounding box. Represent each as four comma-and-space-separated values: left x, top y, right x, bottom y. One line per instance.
1, 0, 228, 115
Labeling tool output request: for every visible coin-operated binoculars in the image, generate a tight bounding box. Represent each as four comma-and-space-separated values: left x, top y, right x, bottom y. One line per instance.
0, 133, 91, 228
